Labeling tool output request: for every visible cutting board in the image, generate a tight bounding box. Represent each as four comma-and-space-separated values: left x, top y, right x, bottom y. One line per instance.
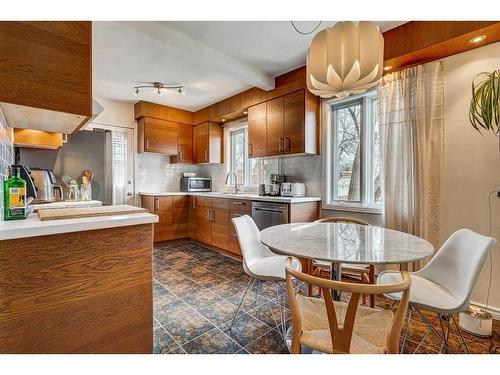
38, 205, 148, 221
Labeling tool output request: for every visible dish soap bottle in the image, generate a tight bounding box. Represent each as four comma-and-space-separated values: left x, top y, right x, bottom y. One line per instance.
3, 165, 27, 220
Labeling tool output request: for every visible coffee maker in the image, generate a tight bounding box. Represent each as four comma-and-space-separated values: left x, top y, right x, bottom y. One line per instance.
269, 174, 285, 196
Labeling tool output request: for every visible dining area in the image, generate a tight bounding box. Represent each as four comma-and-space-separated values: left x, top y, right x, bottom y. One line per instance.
226, 215, 496, 355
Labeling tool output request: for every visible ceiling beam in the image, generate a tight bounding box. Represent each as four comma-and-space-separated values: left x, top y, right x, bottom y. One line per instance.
120, 21, 275, 91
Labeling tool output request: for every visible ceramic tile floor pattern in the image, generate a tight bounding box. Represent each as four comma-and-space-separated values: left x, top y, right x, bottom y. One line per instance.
153, 241, 500, 354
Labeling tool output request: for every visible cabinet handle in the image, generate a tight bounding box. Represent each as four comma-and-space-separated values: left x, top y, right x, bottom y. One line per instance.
155, 197, 159, 211
179, 150, 183, 161
204, 149, 208, 162
279, 137, 284, 153
248, 143, 253, 156
192, 198, 196, 209
285, 137, 291, 153
146, 138, 150, 150
211, 209, 215, 222
207, 208, 211, 222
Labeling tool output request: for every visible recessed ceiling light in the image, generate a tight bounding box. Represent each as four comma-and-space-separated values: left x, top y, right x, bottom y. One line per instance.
383, 65, 393, 71
470, 35, 486, 44
221, 118, 226, 122
243, 111, 248, 115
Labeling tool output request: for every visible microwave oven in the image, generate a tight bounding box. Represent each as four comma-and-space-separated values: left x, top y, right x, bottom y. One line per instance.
180, 177, 212, 192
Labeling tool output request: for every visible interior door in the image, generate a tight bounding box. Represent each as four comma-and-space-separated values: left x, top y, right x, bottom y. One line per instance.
110, 127, 135, 205
266, 96, 284, 156
284, 90, 305, 154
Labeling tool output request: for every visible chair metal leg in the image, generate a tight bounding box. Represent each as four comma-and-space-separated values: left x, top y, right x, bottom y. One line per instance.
450, 314, 471, 354
230, 277, 255, 328
413, 313, 440, 354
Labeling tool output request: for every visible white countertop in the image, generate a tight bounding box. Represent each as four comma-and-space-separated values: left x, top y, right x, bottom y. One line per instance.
0, 210, 158, 241
139, 191, 321, 204
31, 200, 102, 211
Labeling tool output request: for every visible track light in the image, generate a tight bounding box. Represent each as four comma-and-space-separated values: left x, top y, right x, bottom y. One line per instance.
133, 82, 184, 96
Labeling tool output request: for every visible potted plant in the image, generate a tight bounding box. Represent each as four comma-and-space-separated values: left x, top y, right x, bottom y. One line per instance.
469, 69, 500, 136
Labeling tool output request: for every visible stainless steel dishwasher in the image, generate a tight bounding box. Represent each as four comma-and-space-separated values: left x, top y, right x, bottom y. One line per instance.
251, 201, 289, 230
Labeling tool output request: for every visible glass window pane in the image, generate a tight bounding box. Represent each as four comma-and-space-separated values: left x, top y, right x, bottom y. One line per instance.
230, 129, 245, 185
371, 98, 382, 204
334, 102, 361, 202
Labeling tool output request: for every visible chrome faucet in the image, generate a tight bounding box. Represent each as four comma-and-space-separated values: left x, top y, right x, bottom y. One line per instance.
225, 171, 240, 194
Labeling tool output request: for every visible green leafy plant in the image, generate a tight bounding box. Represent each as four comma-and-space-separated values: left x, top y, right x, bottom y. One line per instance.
469, 70, 500, 135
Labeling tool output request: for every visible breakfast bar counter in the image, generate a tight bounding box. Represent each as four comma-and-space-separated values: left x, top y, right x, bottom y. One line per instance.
0, 207, 158, 353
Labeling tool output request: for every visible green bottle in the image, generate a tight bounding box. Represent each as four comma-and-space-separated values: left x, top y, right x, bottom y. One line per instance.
3, 165, 27, 220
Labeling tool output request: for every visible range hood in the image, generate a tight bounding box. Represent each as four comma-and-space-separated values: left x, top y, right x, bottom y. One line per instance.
0, 99, 104, 134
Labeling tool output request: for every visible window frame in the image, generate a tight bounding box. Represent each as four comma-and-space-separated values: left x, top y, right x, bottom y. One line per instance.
322, 90, 382, 214
224, 120, 259, 189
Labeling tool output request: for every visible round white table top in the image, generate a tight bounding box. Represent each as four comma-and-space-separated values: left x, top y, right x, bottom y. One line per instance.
260, 222, 434, 265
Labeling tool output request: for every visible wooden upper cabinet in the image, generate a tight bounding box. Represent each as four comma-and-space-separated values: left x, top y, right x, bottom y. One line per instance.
13, 129, 63, 150
266, 96, 285, 156
284, 90, 306, 155
247, 89, 318, 157
194, 122, 223, 164
138, 117, 178, 155
248, 102, 267, 158
0, 22, 92, 116
171, 123, 193, 164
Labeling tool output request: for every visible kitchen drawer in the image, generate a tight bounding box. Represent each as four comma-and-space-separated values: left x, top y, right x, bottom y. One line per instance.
229, 199, 251, 214
196, 196, 212, 208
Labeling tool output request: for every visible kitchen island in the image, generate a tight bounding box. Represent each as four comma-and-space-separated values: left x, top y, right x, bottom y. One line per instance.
0, 208, 158, 353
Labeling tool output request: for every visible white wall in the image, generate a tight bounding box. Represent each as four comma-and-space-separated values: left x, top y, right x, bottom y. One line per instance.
443, 42, 500, 316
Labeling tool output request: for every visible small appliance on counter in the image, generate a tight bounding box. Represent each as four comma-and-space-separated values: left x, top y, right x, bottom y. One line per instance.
30, 168, 63, 203
281, 182, 306, 197
269, 174, 285, 196
180, 174, 212, 192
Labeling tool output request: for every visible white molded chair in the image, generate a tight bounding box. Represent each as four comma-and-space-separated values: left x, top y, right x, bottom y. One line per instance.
377, 228, 496, 353
231, 215, 301, 338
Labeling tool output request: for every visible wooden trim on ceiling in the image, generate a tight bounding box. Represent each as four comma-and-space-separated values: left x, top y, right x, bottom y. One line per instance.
382, 21, 500, 73
134, 100, 194, 124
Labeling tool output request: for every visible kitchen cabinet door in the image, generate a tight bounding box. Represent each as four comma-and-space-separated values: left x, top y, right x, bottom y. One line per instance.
196, 197, 212, 244
171, 123, 193, 164
194, 122, 209, 163
154, 196, 173, 242
228, 199, 251, 256
172, 195, 189, 239
247, 102, 267, 158
188, 196, 198, 240
284, 90, 305, 155
139, 117, 178, 155
266, 96, 285, 156
211, 198, 230, 251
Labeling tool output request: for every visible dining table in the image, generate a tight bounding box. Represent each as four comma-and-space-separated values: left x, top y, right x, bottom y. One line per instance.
260, 222, 435, 297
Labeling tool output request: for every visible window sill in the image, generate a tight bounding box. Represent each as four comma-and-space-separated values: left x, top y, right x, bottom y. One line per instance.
322, 202, 382, 215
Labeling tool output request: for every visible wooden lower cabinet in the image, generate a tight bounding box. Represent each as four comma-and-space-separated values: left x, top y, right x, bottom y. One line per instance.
141, 195, 173, 242
228, 199, 252, 256
172, 196, 189, 239
211, 198, 230, 251
196, 197, 212, 244
188, 196, 198, 240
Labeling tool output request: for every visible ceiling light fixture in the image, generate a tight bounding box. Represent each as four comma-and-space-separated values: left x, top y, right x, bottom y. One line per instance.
470, 35, 486, 44
133, 82, 184, 97
384, 65, 393, 71
306, 21, 384, 99
243, 111, 248, 115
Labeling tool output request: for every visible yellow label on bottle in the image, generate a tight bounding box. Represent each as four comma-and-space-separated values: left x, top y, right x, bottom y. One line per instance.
9, 187, 26, 207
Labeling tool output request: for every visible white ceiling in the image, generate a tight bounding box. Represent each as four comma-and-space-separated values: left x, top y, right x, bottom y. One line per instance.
93, 21, 405, 111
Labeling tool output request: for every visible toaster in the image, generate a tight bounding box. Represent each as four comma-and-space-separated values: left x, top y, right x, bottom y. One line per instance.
280, 182, 305, 197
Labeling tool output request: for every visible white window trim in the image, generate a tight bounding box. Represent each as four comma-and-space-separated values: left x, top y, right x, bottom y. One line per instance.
223, 119, 258, 191
321, 92, 382, 215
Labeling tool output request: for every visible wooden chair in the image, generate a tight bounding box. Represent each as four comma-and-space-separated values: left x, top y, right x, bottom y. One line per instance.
285, 257, 411, 354
308, 217, 376, 307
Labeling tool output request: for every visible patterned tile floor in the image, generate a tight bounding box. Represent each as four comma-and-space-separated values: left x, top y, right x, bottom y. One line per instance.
153, 241, 500, 354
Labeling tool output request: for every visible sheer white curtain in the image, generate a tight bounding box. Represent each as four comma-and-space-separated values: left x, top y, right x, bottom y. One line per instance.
378, 61, 445, 253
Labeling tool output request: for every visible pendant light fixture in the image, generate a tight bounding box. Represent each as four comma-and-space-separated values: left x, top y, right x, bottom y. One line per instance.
306, 21, 384, 99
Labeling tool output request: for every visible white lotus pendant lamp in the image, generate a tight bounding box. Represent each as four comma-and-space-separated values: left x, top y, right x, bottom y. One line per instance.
306, 21, 384, 99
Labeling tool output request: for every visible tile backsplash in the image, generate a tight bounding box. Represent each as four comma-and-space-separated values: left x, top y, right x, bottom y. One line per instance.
136, 152, 322, 197
0, 108, 14, 220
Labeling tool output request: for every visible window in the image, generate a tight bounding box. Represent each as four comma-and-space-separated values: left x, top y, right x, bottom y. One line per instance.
324, 91, 381, 212
226, 123, 259, 187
